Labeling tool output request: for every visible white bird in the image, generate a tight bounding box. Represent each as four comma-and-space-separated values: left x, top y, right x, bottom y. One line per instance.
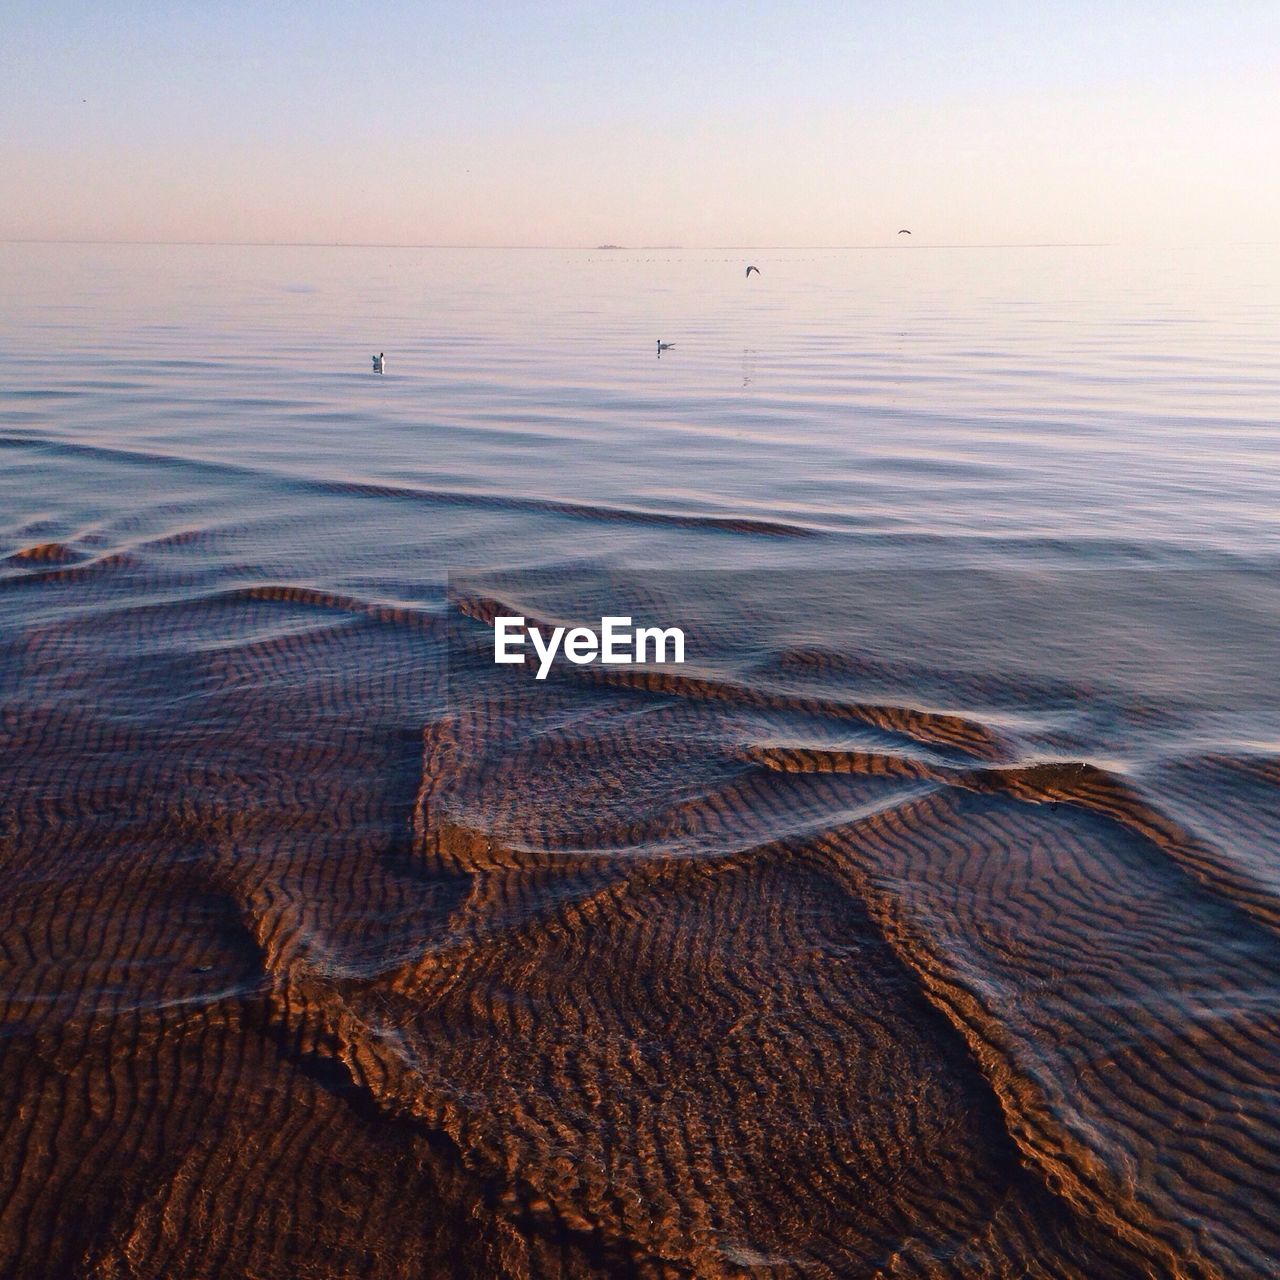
372, 352, 385, 373
657, 340, 675, 353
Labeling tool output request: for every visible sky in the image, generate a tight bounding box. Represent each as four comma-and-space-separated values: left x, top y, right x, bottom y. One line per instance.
2, 2, 1277, 246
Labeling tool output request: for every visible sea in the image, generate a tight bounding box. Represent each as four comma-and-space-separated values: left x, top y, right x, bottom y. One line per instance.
1, 242, 1277, 1278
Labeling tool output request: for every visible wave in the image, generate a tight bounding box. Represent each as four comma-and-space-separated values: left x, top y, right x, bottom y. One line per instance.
0, 433, 815, 539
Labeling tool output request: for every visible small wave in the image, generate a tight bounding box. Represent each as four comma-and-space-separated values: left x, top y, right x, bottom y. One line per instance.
0, 433, 816, 539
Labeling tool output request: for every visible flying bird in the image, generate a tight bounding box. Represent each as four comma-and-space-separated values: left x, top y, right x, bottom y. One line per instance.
657, 340, 675, 353
745, 265, 760, 277
372, 352, 385, 373
897, 229, 912, 235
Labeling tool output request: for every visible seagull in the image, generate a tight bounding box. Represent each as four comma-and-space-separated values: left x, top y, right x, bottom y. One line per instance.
372, 352, 385, 373
897, 229, 911, 235
745, 265, 760, 277
657, 340, 675, 352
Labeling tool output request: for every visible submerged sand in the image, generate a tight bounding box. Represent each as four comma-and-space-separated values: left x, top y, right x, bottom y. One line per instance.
1, 552, 1278, 1279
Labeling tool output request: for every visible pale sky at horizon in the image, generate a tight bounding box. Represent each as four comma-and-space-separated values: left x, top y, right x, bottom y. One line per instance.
2, 2, 1277, 247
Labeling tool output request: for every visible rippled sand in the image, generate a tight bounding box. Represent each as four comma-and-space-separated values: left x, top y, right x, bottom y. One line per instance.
2, 545, 1278, 1278
2, 245, 1279, 1277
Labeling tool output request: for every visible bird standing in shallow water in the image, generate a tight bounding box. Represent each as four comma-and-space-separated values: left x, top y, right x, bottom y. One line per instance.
372, 352, 385, 373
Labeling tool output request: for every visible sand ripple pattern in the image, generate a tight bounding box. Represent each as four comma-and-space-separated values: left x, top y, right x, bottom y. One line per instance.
1, 552, 1278, 1278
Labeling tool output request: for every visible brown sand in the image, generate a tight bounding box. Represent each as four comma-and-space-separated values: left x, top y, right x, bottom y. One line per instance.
2, 567, 1278, 1278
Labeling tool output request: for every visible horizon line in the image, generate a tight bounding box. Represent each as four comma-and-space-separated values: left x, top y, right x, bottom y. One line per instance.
1, 237, 1130, 250
5, 238, 1274, 252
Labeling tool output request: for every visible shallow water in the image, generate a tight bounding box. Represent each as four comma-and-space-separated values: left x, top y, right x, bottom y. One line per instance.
1, 243, 1278, 1277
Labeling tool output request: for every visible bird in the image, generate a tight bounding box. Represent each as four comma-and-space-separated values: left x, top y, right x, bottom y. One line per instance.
657, 340, 675, 355
372, 352, 385, 373
897, 229, 912, 235
745, 265, 760, 277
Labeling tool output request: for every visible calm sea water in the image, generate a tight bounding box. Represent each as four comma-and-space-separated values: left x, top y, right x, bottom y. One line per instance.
5, 241, 1278, 750
2, 242, 1278, 566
